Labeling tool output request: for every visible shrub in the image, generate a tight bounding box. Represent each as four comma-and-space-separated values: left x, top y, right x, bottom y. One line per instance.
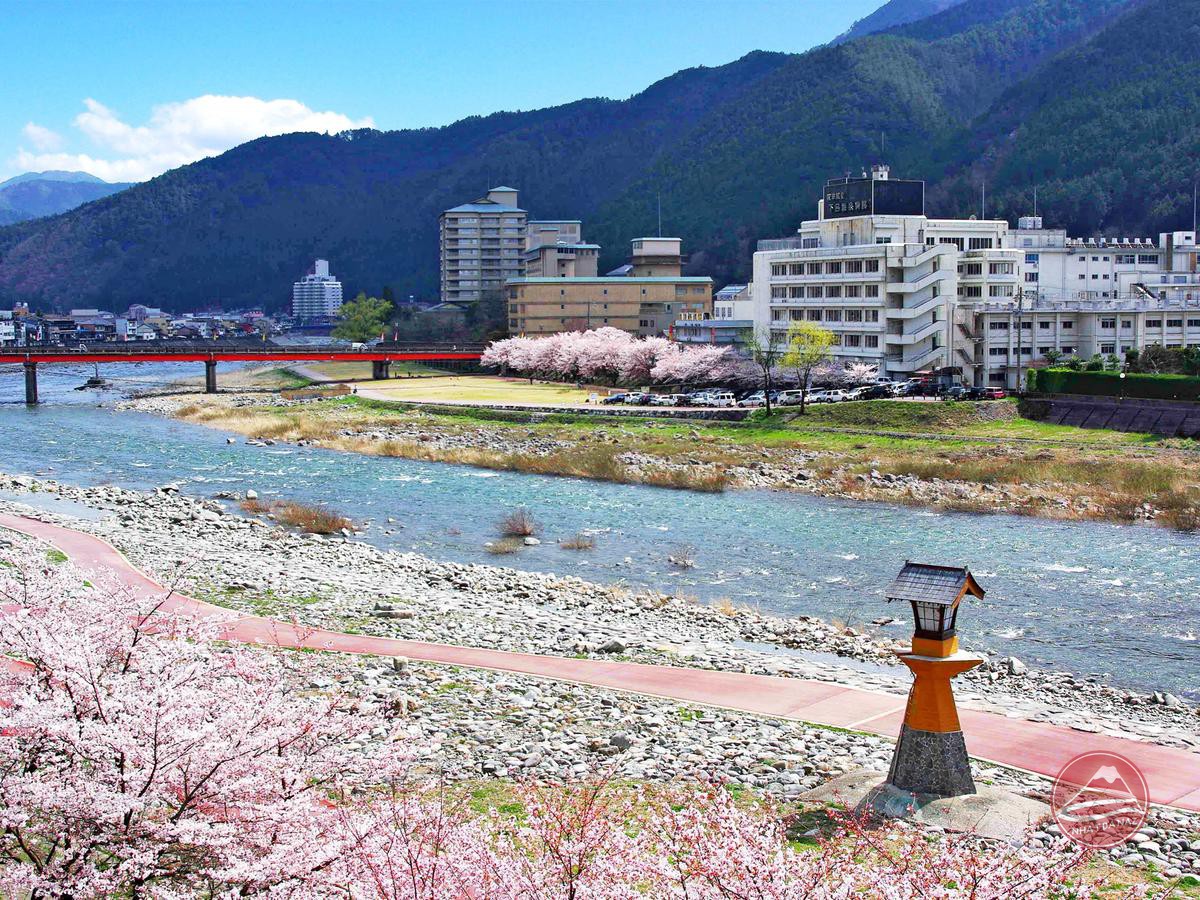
499, 507, 539, 537
485, 536, 525, 554
560, 532, 596, 550
1029, 368, 1200, 401
237, 497, 353, 534
668, 543, 697, 569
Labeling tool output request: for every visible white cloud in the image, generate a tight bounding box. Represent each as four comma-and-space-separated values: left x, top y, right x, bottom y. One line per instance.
21, 122, 64, 152
12, 95, 374, 182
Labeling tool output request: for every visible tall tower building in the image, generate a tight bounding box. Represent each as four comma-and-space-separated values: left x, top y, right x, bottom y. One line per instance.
439, 187, 527, 302
292, 258, 344, 320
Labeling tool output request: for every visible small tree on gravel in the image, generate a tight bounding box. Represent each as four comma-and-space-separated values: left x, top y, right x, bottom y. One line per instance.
740, 326, 786, 413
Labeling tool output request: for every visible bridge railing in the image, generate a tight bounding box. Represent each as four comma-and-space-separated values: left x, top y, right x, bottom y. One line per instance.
3, 341, 488, 357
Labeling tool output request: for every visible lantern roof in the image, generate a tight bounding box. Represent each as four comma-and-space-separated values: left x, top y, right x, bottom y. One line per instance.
885, 562, 985, 607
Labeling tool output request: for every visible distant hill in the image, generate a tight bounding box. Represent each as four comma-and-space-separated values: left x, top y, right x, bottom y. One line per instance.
1, 0, 1196, 313
0, 171, 131, 225
831, 0, 969, 43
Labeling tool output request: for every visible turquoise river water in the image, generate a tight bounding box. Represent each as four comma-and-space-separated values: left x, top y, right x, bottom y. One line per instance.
0, 361, 1196, 698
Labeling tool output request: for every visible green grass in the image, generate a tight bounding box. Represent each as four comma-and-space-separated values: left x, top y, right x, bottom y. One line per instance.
45, 549, 68, 564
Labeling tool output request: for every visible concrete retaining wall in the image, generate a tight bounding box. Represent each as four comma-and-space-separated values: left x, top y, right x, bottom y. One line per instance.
1021, 394, 1200, 438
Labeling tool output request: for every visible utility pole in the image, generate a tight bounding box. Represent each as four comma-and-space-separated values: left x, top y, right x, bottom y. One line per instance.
981, 179, 986, 219
656, 191, 662, 238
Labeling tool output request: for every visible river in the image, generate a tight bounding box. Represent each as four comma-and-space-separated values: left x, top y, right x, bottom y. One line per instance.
1, 360, 1196, 698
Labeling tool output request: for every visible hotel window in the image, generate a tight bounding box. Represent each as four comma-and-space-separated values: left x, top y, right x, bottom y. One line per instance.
789, 264, 804, 275
827, 261, 843, 274
1122, 320, 1132, 328
807, 262, 822, 275
1061, 345, 1075, 355
989, 347, 1008, 357
789, 286, 804, 298
825, 309, 842, 322
772, 264, 787, 277
1116, 255, 1135, 264
826, 286, 842, 298
875, 237, 892, 244
807, 286, 824, 298
969, 238, 994, 250
864, 335, 879, 348
864, 285, 879, 297
844, 260, 863, 273
963, 264, 982, 276
1101, 318, 1116, 329
1039, 346, 1053, 355
1168, 319, 1183, 327
844, 285, 861, 298
771, 286, 787, 299
802, 238, 819, 248
961, 286, 982, 298
1147, 319, 1162, 327
845, 310, 863, 322
1025, 253, 1039, 265
1138, 254, 1159, 264
989, 262, 1013, 275
1039, 321, 1051, 329
989, 321, 1010, 331
1062, 321, 1073, 329
1101, 343, 1116, 354
1188, 319, 1200, 328
771, 310, 786, 321
807, 310, 822, 321
844, 334, 861, 347
864, 259, 880, 273
865, 310, 879, 322
989, 285, 1013, 297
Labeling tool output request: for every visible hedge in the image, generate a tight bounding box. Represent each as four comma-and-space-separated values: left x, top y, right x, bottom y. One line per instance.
1027, 368, 1200, 401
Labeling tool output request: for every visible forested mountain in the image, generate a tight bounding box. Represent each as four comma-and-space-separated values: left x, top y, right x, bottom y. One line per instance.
0, 171, 131, 225
831, 0, 968, 43
0, 0, 1195, 313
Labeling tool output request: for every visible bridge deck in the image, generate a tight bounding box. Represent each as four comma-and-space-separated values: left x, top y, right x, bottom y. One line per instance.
0, 347, 483, 364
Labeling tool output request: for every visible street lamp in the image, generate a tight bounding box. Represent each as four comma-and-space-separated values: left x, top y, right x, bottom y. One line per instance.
883, 562, 986, 798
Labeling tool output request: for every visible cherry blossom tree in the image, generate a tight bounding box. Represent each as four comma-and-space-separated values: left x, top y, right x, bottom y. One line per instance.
0, 544, 407, 899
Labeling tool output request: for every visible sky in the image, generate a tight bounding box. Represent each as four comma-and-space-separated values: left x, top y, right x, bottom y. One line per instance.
0, 0, 881, 183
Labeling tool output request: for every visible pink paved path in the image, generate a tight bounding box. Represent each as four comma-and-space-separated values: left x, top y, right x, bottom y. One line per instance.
3, 511, 1198, 811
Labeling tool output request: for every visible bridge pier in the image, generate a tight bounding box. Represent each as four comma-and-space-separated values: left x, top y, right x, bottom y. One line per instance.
23, 362, 37, 405
204, 360, 217, 394
372, 360, 391, 380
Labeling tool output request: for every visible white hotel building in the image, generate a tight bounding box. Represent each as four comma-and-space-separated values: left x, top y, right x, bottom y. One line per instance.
751, 166, 1200, 387
291, 258, 344, 320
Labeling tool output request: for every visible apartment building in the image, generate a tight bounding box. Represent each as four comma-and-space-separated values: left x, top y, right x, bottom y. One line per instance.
291, 258, 344, 320
751, 166, 1015, 383
672, 284, 761, 345
438, 187, 528, 302
506, 237, 712, 337
524, 219, 600, 277
972, 222, 1200, 387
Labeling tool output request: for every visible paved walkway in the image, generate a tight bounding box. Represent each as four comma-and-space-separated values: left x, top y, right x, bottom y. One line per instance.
3, 511, 1197, 812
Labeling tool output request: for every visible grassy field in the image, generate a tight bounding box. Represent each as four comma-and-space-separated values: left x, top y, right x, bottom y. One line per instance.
296, 361, 452, 381
360, 375, 594, 406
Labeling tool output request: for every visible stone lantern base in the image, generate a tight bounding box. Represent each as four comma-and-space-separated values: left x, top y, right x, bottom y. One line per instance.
887, 724, 976, 797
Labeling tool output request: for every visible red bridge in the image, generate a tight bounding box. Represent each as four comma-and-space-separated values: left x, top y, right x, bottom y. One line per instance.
0, 344, 486, 404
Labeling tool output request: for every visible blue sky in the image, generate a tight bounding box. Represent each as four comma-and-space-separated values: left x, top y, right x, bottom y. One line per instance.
1, 0, 880, 182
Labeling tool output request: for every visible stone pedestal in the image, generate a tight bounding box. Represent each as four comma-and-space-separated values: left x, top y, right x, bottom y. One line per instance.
887, 724, 975, 796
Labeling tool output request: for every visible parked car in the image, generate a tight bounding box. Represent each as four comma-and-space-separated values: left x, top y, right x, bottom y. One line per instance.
777, 389, 807, 406
737, 392, 765, 407
601, 393, 627, 405
648, 394, 677, 406
964, 386, 988, 400
623, 391, 651, 404
981, 387, 1008, 399
941, 385, 970, 401
807, 389, 833, 403
856, 384, 893, 400
697, 391, 737, 407
843, 386, 872, 401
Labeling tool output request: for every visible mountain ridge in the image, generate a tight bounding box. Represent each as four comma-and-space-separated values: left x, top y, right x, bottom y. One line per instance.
1, 0, 1195, 312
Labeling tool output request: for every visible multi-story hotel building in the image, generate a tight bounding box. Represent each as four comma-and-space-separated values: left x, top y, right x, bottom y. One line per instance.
291, 258, 344, 320
524, 219, 600, 277
507, 237, 712, 336
438, 187, 528, 302
751, 166, 1017, 384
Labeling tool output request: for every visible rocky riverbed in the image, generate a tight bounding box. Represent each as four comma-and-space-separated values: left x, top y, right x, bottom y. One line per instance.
126, 389, 1175, 524
1, 473, 1198, 875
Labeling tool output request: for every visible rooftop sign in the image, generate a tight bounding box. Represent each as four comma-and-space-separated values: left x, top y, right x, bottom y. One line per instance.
823, 176, 924, 219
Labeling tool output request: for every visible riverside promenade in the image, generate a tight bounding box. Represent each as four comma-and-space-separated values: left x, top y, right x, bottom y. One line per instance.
3, 511, 1198, 813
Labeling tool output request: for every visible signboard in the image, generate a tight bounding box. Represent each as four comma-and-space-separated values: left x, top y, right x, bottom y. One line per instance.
823, 177, 924, 219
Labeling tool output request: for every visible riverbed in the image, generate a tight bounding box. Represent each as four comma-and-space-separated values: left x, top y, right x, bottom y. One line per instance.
1, 360, 1196, 697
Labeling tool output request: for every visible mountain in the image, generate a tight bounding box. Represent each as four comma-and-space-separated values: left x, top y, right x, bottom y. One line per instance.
1, 0, 1196, 313
0, 171, 132, 226
831, 0, 969, 43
